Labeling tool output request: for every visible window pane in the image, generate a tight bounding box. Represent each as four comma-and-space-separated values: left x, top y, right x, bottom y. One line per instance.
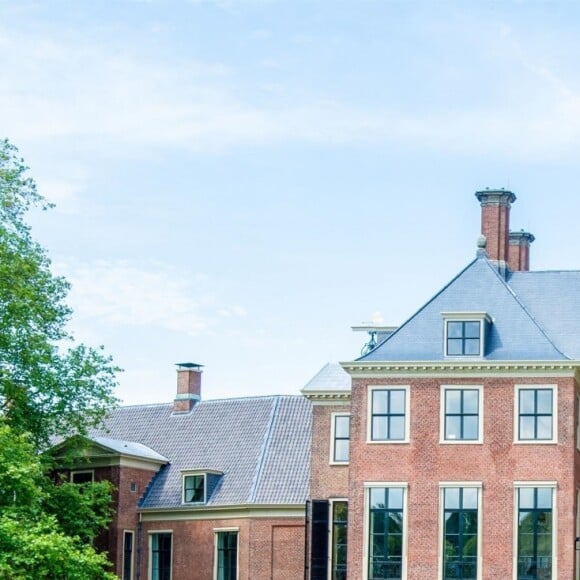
448, 321, 463, 338
463, 390, 479, 414
389, 416, 405, 440
463, 416, 479, 440
445, 390, 461, 414
373, 391, 388, 414
519, 416, 535, 440
444, 488, 460, 509
389, 390, 406, 414
536, 416, 553, 440
536, 389, 553, 414
447, 339, 463, 355
334, 439, 349, 462
464, 338, 480, 355
445, 416, 461, 440
464, 322, 481, 338
388, 488, 404, 510
370, 488, 386, 509
536, 488, 552, 510
372, 417, 387, 441
519, 390, 535, 414
335, 416, 350, 438
462, 488, 478, 510
519, 488, 535, 510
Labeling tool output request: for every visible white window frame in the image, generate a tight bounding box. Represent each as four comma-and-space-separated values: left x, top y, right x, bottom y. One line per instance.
442, 312, 490, 358
367, 385, 410, 444
122, 529, 135, 580
513, 385, 558, 444
213, 527, 239, 580
70, 469, 94, 483
576, 396, 580, 451
439, 385, 484, 444
363, 482, 408, 580
438, 482, 483, 580
148, 530, 173, 580
330, 413, 350, 465
512, 482, 557, 580
182, 472, 206, 504
328, 498, 348, 580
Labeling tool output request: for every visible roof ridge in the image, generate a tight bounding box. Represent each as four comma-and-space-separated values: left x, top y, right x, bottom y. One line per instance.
482, 260, 570, 360
248, 397, 280, 504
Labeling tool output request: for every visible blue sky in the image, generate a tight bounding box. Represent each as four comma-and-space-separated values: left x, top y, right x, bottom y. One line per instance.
2, 0, 580, 404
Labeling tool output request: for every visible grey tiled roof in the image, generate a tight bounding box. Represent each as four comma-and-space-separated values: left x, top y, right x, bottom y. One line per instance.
92, 437, 169, 463
301, 362, 351, 393
90, 395, 311, 509
360, 257, 575, 362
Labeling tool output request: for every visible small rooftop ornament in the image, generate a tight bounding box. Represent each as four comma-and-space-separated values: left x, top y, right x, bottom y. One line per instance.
476, 235, 487, 257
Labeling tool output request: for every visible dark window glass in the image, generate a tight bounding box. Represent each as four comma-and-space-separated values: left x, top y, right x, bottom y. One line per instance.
310, 500, 329, 580
371, 389, 406, 441
217, 531, 238, 580
369, 487, 404, 580
184, 474, 205, 503
443, 488, 478, 580
333, 415, 350, 462
446, 321, 481, 356
71, 471, 93, 484
331, 502, 348, 580
518, 389, 553, 440
444, 389, 480, 441
151, 533, 172, 580
517, 488, 552, 579
123, 531, 133, 580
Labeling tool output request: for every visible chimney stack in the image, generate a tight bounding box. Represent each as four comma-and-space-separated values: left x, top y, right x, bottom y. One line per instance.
173, 363, 203, 414
508, 230, 535, 272
475, 189, 516, 265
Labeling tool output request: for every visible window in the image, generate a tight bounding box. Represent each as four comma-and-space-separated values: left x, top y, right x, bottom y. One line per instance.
515, 386, 557, 443
215, 530, 238, 580
150, 532, 172, 580
441, 486, 480, 580
442, 313, 490, 358
515, 485, 555, 579
368, 486, 406, 580
369, 387, 409, 442
122, 531, 134, 580
71, 470, 94, 484
331, 414, 350, 463
183, 474, 205, 503
331, 501, 348, 580
441, 387, 482, 443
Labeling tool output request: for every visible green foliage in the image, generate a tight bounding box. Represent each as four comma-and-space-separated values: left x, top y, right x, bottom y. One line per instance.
0, 139, 119, 447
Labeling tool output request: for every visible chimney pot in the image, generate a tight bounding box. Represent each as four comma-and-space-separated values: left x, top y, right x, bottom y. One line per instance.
508, 230, 535, 271
475, 189, 516, 264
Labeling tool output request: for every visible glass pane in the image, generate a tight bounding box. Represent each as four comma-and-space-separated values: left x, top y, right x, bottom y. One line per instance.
519, 416, 535, 440
372, 417, 387, 441
519, 390, 536, 414
389, 390, 406, 414
388, 513, 402, 534
448, 321, 463, 338
333, 501, 348, 521
389, 416, 405, 440
464, 322, 480, 338
445, 415, 461, 440
444, 488, 460, 509
463, 512, 478, 535
370, 488, 386, 510
334, 439, 349, 462
373, 390, 389, 414
447, 338, 463, 355
446, 390, 461, 414
462, 488, 478, 509
463, 390, 479, 414
462, 534, 478, 557
519, 488, 535, 510
463, 416, 479, 440
388, 487, 404, 510
537, 488, 552, 510
335, 415, 350, 438
371, 512, 385, 535
537, 389, 553, 414
445, 511, 459, 534
537, 416, 552, 440
464, 338, 480, 355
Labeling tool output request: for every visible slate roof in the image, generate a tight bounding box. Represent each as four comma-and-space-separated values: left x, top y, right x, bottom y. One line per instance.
92, 437, 169, 463
359, 256, 578, 362
301, 362, 351, 393
90, 395, 312, 510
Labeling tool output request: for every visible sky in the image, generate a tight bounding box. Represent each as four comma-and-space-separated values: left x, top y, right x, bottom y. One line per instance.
2, 0, 580, 405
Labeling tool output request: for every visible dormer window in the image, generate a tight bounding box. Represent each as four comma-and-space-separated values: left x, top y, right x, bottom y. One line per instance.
442, 312, 491, 358
183, 474, 205, 503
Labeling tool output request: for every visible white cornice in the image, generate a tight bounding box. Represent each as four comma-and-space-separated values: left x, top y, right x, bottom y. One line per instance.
301, 390, 351, 403
139, 504, 305, 522
341, 361, 580, 380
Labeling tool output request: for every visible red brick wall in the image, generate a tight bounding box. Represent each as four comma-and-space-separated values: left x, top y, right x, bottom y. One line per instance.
347, 374, 577, 579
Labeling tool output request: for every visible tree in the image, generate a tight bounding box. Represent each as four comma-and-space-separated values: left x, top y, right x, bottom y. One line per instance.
0, 139, 119, 447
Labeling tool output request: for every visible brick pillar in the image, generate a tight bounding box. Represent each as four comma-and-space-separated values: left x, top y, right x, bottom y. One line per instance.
474, 189, 516, 264
173, 363, 202, 413
508, 230, 535, 271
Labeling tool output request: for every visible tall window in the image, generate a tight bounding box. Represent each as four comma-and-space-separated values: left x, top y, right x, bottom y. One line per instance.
517, 388, 554, 441
216, 531, 238, 580
516, 487, 553, 579
446, 321, 481, 356
151, 533, 172, 580
442, 487, 479, 580
368, 487, 405, 580
123, 531, 134, 580
183, 474, 205, 503
370, 388, 408, 442
443, 388, 481, 442
331, 501, 348, 580
332, 414, 350, 463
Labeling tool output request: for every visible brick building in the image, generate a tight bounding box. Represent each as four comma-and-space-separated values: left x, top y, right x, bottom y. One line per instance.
303, 190, 580, 579
54, 364, 311, 580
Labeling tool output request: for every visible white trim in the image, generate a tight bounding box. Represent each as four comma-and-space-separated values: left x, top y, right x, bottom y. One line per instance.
513, 385, 558, 444
182, 472, 207, 505
122, 529, 135, 580
139, 504, 305, 521
367, 385, 410, 443
329, 412, 350, 465
148, 530, 173, 580
328, 499, 348, 580
512, 482, 557, 580
213, 529, 239, 580
362, 483, 408, 580
442, 314, 489, 358
439, 385, 484, 444
70, 469, 94, 483
438, 482, 483, 580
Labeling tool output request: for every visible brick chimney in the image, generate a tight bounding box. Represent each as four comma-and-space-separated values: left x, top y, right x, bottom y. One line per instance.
173, 363, 202, 414
475, 189, 516, 265
508, 230, 535, 272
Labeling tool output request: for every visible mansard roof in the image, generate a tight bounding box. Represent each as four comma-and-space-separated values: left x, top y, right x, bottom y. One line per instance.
90, 395, 311, 510
359, 256, 578, 362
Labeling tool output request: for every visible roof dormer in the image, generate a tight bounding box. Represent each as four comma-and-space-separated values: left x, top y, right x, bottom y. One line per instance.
442, 312, 491, 358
